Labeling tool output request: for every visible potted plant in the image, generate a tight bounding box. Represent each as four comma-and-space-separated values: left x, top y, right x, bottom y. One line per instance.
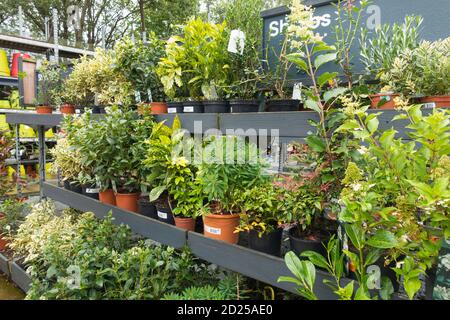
0, 199, 27, 252
414, 38, 450, 108
114, 35, 167, 114
360, 15, 423, 109
196, 135, 269, 243
35, 59, 62, 114
144, 117, 193, 225
158, 18, 232, 114
227, 42, 264, 113
234, 181, 293, 256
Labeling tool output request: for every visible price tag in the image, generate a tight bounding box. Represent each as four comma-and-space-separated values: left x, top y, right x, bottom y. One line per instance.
228, 29, 245, 55
157, 211, 168, 219
86, 188, 100, 194
167, 107, 177, 113
184, 106, 194, 113
204, 225, 221, 235
292, 83, 302, 100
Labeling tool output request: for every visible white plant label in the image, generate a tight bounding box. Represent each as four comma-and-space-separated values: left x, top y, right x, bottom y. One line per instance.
86, 188, 99, 193
423, 102, 436, 109
135, 91, 141, 103
167, 107, 177, 113
184, 106, 194, 113
157, 211, 168, 219
292, 83, 302, 100
204, 225, 221, 235
147, 89, 152, 103
228, 29, 245, 55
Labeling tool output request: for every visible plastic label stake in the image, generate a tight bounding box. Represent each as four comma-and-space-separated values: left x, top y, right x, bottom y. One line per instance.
228, 30, 245, 55
157, 211, 168, 219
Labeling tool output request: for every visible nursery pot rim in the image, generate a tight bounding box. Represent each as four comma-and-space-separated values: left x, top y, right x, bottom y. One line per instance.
203, 212, 241, 219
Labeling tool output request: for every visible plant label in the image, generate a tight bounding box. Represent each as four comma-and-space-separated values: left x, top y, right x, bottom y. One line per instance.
167, 107, 177, 113
184, 106, 194, 113
135, 91, 141, 103
204, 225, 221, 235
422, 102, 436, 109
157, 211, 167, 219
86, 188, 99, 193
292, 83, 302, 100
147, 89, 152, 103
228, 29, 245, 55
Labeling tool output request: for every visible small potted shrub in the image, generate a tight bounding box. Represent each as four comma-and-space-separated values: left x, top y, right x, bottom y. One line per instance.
414, 38, 450, 108
114, 35, 168, 114
144, 117, 183, 224
235, 181, 294, 256
35, 59, 62, 114
360, 15, 422, 109
197, 136, 269, 244
227, 45, 264, 113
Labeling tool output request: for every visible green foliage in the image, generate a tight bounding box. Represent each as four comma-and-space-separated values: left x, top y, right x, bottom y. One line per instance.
157, 18, 231, 100
11, 200, 221, 300
36, 59, 64, 107
197, 135, 269, 214
235, 181, 296, 236
338, 104, 450, 299
64, 48, 132, 106
360, 15, 423, 83
113, 35, 166, 102
0, 199, 28, 239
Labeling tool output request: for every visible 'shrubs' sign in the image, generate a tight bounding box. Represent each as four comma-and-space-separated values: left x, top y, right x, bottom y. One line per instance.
261, 0, 450, 82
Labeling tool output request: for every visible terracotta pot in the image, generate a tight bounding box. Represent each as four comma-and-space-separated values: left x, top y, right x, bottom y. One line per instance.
60, 104, 75, 114
36, 105, 53, 114
0, 236, 9, 252
369, 93, 399, 109
150, 102, 168, 114
115, 192, 140, 213
99, 189, 116, 206
203, 213, 241, 244
419, 95, 450, 108
174, 216, 196, 231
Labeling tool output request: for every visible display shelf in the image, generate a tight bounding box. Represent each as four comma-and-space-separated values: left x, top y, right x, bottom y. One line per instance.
42, 182, 356, 299
0, 252, 10, 277
9, 260, 31, 293
5, 158, 54, 166
42, 182, 186, 249
0, 76, 19, 87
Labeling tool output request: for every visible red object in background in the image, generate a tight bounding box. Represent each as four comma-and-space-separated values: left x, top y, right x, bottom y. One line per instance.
10, 52, 31, 77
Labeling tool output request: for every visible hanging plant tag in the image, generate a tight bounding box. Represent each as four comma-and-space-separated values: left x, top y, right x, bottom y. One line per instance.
204, 225, 221, 235
157, 211, 168, 219
184, 106, 194, 113
292, 83, 302, 100
228, 30, 245, 55
147, 89, 153, 103
135, 91, 141, 103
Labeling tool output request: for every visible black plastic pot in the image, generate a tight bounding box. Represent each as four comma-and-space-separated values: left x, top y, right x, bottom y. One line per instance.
63, 180, 71, 190
81, 183, 100, 200
155, 205, 175, 225
167, 102, 184, 114
138, 197, 158, 220
99, 106, 107, 114
248, 228, 283, 256
90, 105, 101, 114
229, 100, 259, 113
203, 101, 229, 113
182, 101, 204, 113
266, 99, 300, 112
69, 181, 83, 194
289, 228, 328, 258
